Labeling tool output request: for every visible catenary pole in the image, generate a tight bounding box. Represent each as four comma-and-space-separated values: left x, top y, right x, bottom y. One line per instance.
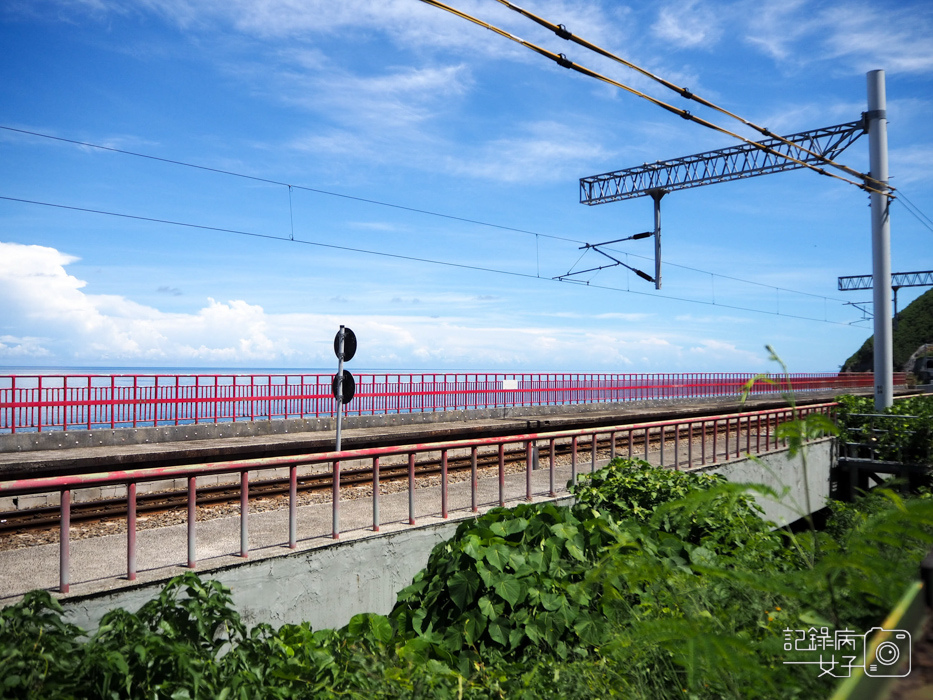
650, 190, 665, 290
867, 70, 893, 409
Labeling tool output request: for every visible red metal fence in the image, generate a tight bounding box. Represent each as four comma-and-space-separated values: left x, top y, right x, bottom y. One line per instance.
0, 371, 885, 434
0, 402, 834, 593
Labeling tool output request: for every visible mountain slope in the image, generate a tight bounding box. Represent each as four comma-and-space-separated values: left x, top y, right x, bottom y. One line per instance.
842, 287, 933, 371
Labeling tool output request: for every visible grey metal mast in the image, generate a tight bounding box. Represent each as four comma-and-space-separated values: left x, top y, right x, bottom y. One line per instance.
867, 70, 893, 409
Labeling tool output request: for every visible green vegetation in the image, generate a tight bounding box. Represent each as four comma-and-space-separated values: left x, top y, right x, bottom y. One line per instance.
836, 393, 933, 464
842, 287, 933, 371
3, 452, 933, 698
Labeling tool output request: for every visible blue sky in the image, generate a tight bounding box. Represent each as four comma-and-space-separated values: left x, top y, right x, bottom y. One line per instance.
1, 0, 931, 373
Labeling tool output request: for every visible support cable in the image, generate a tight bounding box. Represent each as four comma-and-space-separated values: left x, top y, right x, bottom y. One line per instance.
0, 124, 848, 303
0, 193, 856, 325
0, 125, 580, 245
895, 191, 933, 234
416, 0, 889, 197
493, 0, 876, 188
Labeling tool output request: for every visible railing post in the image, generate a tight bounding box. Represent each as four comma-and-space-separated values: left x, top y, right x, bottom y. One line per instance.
471, 446, 478, 512
549, 439, 556, 497
675, 422, 681, 470
526, 441, 533, 501
498, 443, 505, 506
373, 457, 380, 531
289, 465, 297, 548
59, 488, 70, 593
701, 421, 707, 464
240, 471, 249, 557
187, 476, 197, 568
332, 460, 340, 539
127, 482, 137, 581
660, 425, 666, 466
591, 434, 598, 473
441, 450, 449, 518
571, 436, 577, 486
408, 453, 416, 525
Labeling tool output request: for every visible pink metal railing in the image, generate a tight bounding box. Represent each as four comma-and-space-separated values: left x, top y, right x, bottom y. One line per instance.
0, 403, 835, 593
0, 372, 883, 434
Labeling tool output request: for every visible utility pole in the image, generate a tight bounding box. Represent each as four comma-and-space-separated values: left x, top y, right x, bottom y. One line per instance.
867, 70, 893, 410
650, 189, 666, 290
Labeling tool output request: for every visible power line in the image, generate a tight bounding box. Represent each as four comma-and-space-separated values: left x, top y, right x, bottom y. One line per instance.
492, 0, 874, 189
0, 193, 857, 325
896, 190, 933, 234
415, 0, 888, 197
0, 125, 580, 245
1, 124, 848, 305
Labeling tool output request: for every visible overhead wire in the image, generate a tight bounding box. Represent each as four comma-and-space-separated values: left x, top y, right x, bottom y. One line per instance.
416, 0, 890, 197
0, 193, 857, 326
1, 124, 850, 304
0, 125, 580, 245
492, 0, 878, 189
895, 190, 933, 234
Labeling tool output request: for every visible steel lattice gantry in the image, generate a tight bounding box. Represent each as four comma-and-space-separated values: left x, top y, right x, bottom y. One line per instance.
579, 121, 866, 205
838, 270, 933, 291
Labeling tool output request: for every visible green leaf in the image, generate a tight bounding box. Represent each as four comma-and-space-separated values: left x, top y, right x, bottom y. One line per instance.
447, 570, 481, 611
487, 618, 512, 647
369, 614, 393, 643
524, 618, 544, 645
564, 540, 586, 562
461, 535, 484, 560
484, 543, 511, 572
478, 595, 497, 620
541, 592, 566, 612
494, 578, 527, 608
550, 523, 579, 540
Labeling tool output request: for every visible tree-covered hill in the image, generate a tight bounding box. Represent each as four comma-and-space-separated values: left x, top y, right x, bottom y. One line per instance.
843, 287, 933, 371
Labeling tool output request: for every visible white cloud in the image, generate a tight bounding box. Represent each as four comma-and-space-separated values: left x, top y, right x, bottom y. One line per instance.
652, 0, 723, 49
447, 121, 611, 183
890, 144, 933, 186
0, 241, 774, 371
687, 339, 763, 366
743, 0, 933, 74
820, 4, 933, 74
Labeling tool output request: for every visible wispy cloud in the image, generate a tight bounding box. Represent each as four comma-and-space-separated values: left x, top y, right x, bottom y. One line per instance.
819, 4, 933, 74
446, 120, 610, 183
652, 0, 723, 49
742, 0, 933, 74
890, 144, 933, 186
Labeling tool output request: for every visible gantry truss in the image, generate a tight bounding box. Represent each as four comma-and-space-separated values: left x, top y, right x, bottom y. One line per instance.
580, 121, 866, 204
838, 270, 933, 291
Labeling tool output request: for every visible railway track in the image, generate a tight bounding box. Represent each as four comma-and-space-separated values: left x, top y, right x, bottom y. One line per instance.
0, 441, 582, 534
0, 404, 804, 535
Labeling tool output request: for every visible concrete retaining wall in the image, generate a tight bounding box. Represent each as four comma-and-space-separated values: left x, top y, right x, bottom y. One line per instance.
707, 437, 834, 527
63, 518, 465, 634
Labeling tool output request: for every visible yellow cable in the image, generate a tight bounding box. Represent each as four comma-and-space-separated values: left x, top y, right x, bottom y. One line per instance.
417, 0, 890, 197
493, 0, 880, 189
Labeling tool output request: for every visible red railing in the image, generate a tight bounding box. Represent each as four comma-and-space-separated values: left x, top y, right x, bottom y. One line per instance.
0, 371, 886, 434
0, 403, 835, 594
